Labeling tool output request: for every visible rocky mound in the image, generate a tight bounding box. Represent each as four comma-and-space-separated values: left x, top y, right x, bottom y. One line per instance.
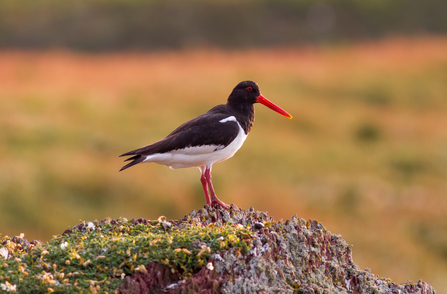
0, 205, 435, 293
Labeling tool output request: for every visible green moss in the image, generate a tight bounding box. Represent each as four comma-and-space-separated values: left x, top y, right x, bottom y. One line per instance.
0, 219, 253, 293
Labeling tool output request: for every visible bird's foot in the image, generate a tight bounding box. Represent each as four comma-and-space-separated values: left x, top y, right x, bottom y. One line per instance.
211, 198, 230, 210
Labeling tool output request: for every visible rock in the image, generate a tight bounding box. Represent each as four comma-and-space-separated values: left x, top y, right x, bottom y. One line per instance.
0, 205, 436, 293
119, 205, 435, 294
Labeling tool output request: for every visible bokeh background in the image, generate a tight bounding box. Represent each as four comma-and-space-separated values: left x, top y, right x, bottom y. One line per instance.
1, 0, 447, 291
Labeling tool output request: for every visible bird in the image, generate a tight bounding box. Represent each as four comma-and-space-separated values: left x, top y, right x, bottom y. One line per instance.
119, 81, 292, 210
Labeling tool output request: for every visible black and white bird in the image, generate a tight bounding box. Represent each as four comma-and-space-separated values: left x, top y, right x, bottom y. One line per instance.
119, 81, 292, 209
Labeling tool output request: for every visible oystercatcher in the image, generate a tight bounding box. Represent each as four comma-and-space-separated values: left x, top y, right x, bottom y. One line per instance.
120, 81, 292, 209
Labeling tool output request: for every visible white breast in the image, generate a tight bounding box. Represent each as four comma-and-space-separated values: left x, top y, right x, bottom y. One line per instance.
142, 116, 247, 169
214, 116, 247, 164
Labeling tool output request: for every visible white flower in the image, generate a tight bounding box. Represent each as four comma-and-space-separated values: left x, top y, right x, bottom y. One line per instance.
206, 262, 214, 271
0, 281, 17, 292
87, 222, 96, 230
0, 248, 9, 260
60, 242, 68, 250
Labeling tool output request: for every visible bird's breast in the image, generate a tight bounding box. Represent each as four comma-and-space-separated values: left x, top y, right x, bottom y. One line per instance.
142, 116, 248, 169
214, 116, 248, 164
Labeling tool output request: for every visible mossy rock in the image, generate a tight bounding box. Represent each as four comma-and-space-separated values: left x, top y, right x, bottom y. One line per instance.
0, 206, 436, 293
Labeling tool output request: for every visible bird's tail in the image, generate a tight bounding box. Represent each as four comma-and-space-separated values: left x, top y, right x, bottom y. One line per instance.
119, 154, 145, 171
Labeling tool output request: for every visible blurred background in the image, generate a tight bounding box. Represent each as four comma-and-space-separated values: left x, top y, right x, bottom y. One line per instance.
1, 0, 447, 291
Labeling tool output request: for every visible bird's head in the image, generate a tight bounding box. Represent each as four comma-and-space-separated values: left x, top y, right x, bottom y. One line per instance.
228, 80, 292, 119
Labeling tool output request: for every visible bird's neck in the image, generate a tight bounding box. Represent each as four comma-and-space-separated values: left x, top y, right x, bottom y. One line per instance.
227, 102, 255, 135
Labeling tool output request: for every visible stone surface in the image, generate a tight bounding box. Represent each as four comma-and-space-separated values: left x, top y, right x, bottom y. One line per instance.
118, 205, 436, 294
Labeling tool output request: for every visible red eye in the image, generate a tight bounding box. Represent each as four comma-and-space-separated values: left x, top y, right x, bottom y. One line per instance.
246, 86, 253, 91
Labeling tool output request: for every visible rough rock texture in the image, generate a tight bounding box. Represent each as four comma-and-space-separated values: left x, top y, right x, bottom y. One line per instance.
119, 205, 435, 294
119, 261, 223, 294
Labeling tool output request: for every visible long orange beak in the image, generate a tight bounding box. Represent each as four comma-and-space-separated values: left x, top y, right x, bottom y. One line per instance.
256, 94, 293, 119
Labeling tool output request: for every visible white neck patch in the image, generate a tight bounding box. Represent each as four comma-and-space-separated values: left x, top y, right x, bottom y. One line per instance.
219, 116, 237, 124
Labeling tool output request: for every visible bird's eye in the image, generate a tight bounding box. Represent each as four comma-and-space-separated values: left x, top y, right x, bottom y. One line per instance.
246, 86, 253, 91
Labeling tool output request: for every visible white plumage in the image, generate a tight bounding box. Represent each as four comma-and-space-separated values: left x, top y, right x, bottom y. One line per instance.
142, 116, 247, 170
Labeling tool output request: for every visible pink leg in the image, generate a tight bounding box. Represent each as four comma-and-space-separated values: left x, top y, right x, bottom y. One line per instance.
200, 172, 212, 206
204, 167, 229, 210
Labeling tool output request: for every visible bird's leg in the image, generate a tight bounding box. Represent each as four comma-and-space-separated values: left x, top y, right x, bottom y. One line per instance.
200, 172, 212, 206
204, 167, 230, 210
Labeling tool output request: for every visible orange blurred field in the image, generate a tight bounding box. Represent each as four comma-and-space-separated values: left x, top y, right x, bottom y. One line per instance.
1, 36, 447, 291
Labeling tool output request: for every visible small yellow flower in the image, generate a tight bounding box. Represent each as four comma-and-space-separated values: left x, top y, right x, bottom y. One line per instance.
135, 265, 147, 274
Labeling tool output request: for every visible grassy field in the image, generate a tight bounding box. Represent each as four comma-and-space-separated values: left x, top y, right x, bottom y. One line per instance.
1, 36, 447, 291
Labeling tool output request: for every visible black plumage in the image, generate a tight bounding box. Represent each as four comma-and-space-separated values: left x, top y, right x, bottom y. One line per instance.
119, 80, 292, 209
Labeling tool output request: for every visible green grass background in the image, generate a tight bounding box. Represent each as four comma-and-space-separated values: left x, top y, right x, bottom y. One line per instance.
1, 37, 447, 291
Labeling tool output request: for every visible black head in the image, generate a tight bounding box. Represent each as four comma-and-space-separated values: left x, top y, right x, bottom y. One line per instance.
227, 80, 293, 119
227, 80, 261, 106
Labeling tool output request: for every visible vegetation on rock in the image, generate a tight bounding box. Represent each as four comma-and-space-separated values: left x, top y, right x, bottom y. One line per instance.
0, 206, 436, 293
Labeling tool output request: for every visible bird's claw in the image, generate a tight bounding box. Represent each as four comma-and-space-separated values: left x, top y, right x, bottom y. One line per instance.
211, 200, 230, 210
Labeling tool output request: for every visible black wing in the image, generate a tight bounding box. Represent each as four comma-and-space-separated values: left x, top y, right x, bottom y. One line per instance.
119, 105, 240, 171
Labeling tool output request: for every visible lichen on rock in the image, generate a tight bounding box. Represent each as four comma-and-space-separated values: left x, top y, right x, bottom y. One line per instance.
121, 205, 436, 294
0, 205, 436, 293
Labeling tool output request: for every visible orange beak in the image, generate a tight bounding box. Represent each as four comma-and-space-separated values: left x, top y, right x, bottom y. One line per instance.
256, 95, 293, 119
